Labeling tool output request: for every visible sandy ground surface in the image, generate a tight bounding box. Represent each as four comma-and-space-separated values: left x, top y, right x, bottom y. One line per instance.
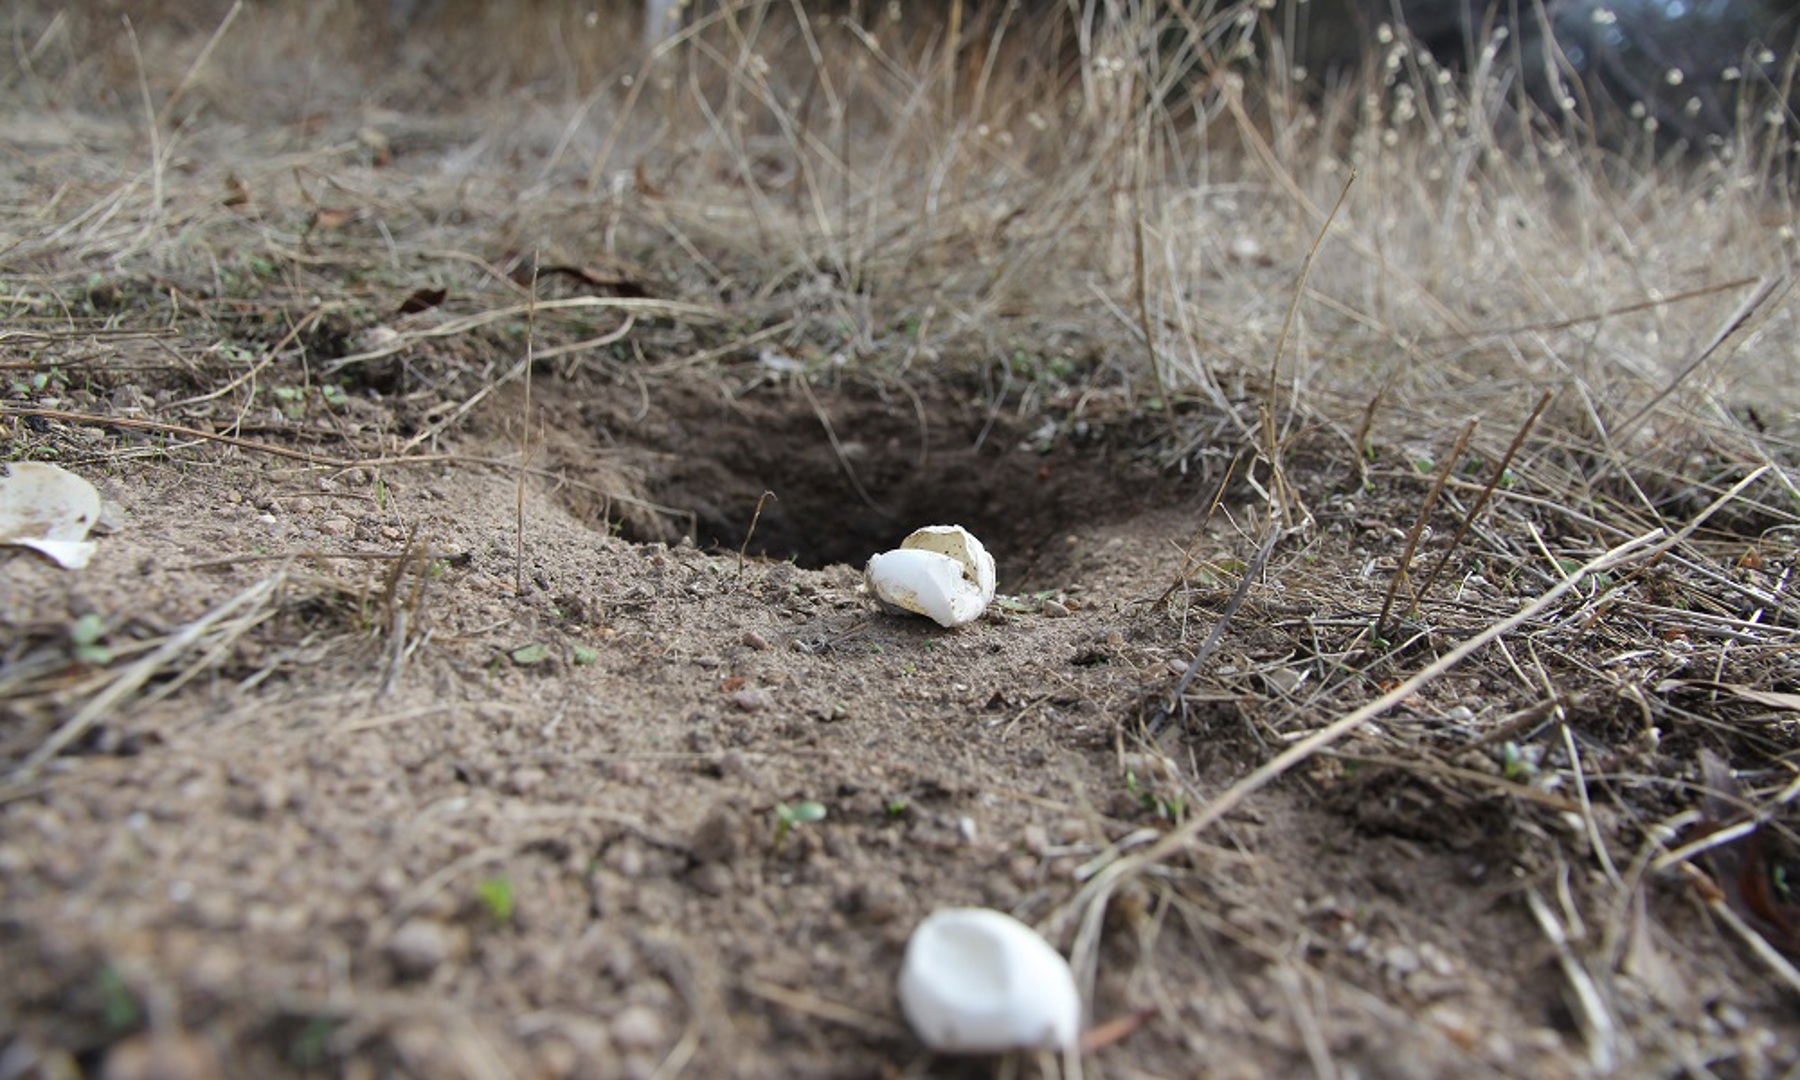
5, 4, 1800, 1079
5, 364, 1796, 1079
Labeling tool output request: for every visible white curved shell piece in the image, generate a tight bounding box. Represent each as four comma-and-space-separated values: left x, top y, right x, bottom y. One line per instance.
864, 526, 996, 629
898, 907, 1081, 1054
0, 462, 102, 570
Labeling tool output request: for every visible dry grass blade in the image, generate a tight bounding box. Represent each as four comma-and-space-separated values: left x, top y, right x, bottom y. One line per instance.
738, 978, 905, 1040
516, 261, 539, 596
798, 375, 886, 517
0, 405, 453, 469
1412, 390, 1553, 606
1167, 522, 1283, 708
1374, 417, 1476, 640
1683, 864, 1800, 997
1526, 886, 1619, 1071
7, 573, 285, 785
738, 490, 777, 577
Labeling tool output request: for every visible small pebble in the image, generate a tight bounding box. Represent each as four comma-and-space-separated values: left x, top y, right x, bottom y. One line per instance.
728, 688, 774, 713
689, 862, 733, 896
318, 516, 354, 537
690, 806, 741, 863
611, 1005, 666, 1053
503, 767, 547, 796
608, 841, 647, 879
1383, 943, 1420, 976
387, 918, 458, 979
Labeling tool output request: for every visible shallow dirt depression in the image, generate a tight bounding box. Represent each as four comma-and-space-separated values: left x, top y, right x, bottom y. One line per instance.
530, 375, 1197, 589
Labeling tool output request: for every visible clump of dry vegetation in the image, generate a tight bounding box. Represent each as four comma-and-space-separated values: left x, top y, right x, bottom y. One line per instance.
4, 0, 1800, 1077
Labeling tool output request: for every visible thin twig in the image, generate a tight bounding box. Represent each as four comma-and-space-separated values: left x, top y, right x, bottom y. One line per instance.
1376, 418, 1476, 639
1526, 886, 1618, 1072
516, 258, 539, 596
1168, 524, 1283, 706
797, 375, 886, 517
1414, 391, 1552, 607
155, 0, 243, 129
1612, 275, 1786, 440
738, 490, 777, 577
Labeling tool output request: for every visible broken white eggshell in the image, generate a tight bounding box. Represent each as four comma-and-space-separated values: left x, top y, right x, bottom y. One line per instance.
864, 525, 996, 629
898, 907, 1082, 1054
0, 462, 102, 569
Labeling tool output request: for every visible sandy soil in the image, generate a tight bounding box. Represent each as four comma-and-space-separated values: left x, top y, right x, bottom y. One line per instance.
5, 364, 1795, 1079
5, 4, 1800, 1079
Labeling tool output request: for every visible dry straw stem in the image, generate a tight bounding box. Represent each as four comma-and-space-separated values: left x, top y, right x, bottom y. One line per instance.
1679, 862, 1800, 997
1410, 390, 1554, 605
1058, 528, 1667, 995
1527, 884, 1619, 1071
1373, 416, 1476, 640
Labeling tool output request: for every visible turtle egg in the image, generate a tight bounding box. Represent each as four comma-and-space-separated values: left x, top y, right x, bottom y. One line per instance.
897, 907, 1082, 1054
864, 525, 996, 628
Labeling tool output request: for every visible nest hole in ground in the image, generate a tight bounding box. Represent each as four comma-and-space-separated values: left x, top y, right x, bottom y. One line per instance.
566, 379, 1202, 591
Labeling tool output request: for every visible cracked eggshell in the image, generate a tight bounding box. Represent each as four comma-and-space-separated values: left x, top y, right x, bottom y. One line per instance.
0, 462, 101, 569
864, 525, 996, 629
898, 525, 996, 601
898, 907, 1081, 1054
865, 550, 986, 628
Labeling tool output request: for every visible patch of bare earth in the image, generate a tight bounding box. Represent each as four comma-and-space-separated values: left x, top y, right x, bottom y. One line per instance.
6, 354, 1797, 1077
6, 3, 1800, 1079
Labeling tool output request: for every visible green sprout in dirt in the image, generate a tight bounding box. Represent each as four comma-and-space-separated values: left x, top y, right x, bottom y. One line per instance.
1125, 770, 1187, 822
475, 876, 516, 925
95, 965, 139, 1032
1500, 742, 1539, 784
272, 385, 307, 420
508, 642, 553, 666
68, 613, 112, 665
772, 800, 827, 848
1772, 862, 1793, 904
288, 1015, 340, 1069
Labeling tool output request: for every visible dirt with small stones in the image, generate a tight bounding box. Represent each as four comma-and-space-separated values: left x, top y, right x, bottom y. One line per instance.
2, 364, 1787, 1079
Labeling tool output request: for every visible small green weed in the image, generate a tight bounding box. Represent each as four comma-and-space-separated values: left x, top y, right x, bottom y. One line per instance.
1125, 770, 1187, 821
772, 800, 827, 847
288, 1015, 340, 1069
508, 643, 553, 666
96, 965, 139, 1032
1500, 742, 1539, 783
475, 876, 516, 925
68, 613, 112, 665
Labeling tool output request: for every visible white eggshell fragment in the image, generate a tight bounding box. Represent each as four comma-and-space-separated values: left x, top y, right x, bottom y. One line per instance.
864, 525, 996, 628
0, 462, 102, 569
898, 525, 996, 601
898, 907, 1082, 1054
